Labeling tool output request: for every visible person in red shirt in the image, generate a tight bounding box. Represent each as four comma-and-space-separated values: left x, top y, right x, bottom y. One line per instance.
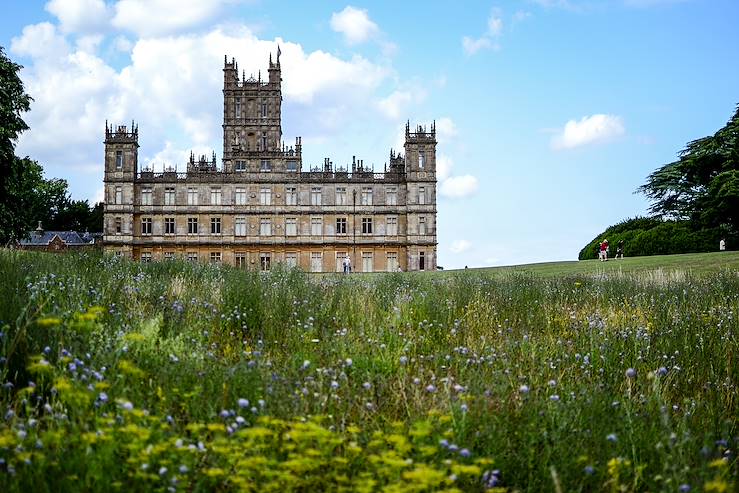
599, 239, 609, 261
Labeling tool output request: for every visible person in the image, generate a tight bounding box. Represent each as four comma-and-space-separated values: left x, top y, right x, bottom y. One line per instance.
342, 256, 348, 273
720, 238, 726, 251
345, 254, 352, 273
599, 239, 609, 261
616, 240, 624, 259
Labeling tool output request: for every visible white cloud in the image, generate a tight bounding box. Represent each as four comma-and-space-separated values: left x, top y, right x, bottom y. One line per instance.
488, 15, 504, 36
435, 117, 458, 143
462, 36, 493, 56
11, 24, 398, 202
551, 114, 625, 150
330, 6, 379, 45
436, 154, 453, 181
11, 22, 69, 59
440, 175, 479, 199
450, 239, 472, 254
377, 86, 427, 120
462, 9, 504, 55
93, 186, 105, 203
45, 0, 109, 34
112, 0, 242, 37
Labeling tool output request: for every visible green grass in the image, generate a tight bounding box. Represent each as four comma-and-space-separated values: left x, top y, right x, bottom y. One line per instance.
0, 250, 737, 492
464, 251, 739, 277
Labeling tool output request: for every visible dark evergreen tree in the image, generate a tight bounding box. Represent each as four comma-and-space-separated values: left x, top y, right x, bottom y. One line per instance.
638, 105, 739, 234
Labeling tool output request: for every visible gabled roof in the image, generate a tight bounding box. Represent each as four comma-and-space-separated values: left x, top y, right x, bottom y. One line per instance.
19, 230, 95, 246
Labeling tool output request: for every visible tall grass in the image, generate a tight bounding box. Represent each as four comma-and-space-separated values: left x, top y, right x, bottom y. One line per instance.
0, 250, 737, 492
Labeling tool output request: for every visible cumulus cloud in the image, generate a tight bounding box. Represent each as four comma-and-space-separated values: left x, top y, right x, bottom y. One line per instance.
450, 239, 472, 254
462, 9, 503, 55
377, 86, 428, 120
112, 0, 244, 37
45, 0, 110, 34
440, 175, 479, 199
330, 6, 379, 45
11, 23, 395, 196
551, 114, 625, 150
436, 154, 453, 181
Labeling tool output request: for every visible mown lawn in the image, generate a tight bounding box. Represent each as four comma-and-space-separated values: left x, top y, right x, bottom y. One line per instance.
465, 251, 739, 277
0, 250, 737, 492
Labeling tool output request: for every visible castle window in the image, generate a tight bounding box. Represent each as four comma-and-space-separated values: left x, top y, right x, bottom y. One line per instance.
310, 187, 322, 206
386, 187, 397, 206
418, 186, 426, 205
164, 187, 175, 206
141, 217, 152, 235
260, 187, 271, 205
141, 252, 152, 262
261, 101, 267, 118
211, 217, 221, 235
286, 160, 298, 172
418, 151, 425, 169
419, 251, 426, 271
141, 187, 152, 205
187, 217, 198, 234
362, 217, 373, 234
336, 187, 347, 205
187, 252, 198, 262
285, 218, 297, 236
336, 217, 347, 235
164, 252, 175, 261
260, 253, 271, 271
235, 188, 247, 205
311, 217, 322, 236
210, 188, 222, 205
210, 252, 222, 264
335, 252, 347, 272
285, 187, 297, 205
386, 216, 398, 236
361, 187, 373, 206
260, 218, 272, 236
165, 217, 175, 235
362, 252, 373, 273
260, 159, 271, 172
115, 186, 122, 204
386, 252, 398, 272
235, 160, 246, 172
235, 217, 247, 236
115, 151, 123, 169
115, 217, 122, 234
235, 98, 241, 118
235, 252, 247, 268
187, 187, 198, 205
310, 252, 322, 273
261, 132, 267, 151
419, 217, 427, 235
285, 252, 297, 268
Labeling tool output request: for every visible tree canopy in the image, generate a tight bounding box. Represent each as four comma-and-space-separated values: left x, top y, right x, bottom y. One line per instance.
638, 105, 739, 234
0, 46, 102, 242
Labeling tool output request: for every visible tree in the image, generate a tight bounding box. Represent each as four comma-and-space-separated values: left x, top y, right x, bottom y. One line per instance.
0, 46, 32, 243
638, 105, 739, 234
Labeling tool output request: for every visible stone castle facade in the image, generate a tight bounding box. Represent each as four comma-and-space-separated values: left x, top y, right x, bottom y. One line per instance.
103, 50, 437, 272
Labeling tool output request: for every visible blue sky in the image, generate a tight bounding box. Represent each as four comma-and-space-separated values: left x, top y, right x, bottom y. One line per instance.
2, 0, 738, 268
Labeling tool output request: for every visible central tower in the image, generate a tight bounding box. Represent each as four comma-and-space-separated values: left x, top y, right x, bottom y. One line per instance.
222, 50, 286, 172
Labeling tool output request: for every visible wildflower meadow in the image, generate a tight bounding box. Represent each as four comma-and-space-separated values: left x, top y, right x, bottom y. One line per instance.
0, 250, 737, 492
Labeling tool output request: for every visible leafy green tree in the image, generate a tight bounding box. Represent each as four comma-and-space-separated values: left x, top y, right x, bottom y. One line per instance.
638, 105, 739, 234
0, 46, 33, 243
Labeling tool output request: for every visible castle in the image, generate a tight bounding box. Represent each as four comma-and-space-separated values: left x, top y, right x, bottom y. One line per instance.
103, 50, 437, 272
